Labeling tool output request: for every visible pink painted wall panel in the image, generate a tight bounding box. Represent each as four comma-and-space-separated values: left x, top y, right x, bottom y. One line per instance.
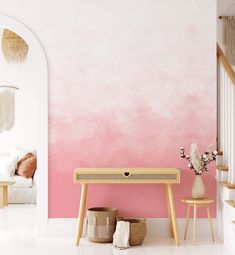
48, 0, 216, 217
0, 0, 216, 218
1, 0, 216, 217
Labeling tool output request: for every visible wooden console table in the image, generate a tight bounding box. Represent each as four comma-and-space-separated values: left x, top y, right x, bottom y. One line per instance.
73, 168, 180, 246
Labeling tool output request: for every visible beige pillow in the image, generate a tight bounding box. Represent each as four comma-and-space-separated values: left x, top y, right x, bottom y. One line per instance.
16, 153, 37, 178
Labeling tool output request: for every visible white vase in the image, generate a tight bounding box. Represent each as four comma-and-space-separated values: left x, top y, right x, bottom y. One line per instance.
191, 175, 205, 199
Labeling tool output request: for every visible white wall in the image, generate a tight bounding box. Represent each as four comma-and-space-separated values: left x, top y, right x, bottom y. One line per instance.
217, 0, 235, 51
0, 27, 40, 153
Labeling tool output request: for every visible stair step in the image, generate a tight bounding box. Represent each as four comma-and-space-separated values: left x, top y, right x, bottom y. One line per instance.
217, 165, 229, 171
226, 200, 235, 208
216, 169, 228, 182
219, 182, 235, 189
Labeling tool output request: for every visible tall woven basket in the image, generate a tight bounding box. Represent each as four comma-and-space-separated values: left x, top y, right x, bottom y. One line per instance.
87, 207, 118, 243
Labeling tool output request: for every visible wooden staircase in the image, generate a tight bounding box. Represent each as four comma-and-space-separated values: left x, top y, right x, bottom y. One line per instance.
216, 44, 235, 251
217, 165, 228, 171
225, 200, 235, 208
219, 182, 235, 189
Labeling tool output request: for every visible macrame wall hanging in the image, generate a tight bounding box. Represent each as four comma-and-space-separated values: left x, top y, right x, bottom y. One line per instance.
2, 29, 29, 63
224, 18, 235, 65
0, 85, 18, 133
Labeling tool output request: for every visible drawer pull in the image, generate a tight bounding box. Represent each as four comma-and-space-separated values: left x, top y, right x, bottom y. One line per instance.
123, 172, 131, 178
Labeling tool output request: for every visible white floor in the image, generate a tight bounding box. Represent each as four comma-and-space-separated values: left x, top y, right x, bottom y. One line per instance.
0, 205, 234, 255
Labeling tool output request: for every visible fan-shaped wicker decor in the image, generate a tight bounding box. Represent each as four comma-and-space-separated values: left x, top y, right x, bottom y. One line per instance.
2, 29, 28, 63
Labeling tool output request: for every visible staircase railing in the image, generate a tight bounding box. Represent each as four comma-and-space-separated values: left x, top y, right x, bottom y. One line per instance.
217, 43, 235, 185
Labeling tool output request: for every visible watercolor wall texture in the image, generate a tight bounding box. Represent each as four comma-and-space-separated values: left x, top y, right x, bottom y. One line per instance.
1, 0, 216, 217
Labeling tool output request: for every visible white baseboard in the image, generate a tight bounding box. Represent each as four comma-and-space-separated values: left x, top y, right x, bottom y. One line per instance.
46, 218, 217, 239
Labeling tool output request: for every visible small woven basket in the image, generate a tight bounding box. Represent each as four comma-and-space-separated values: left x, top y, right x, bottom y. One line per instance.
119, 218, 147, 246
87, 207, 118, 243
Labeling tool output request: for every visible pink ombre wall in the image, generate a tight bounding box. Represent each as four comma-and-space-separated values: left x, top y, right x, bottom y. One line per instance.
2, 0, 216, 218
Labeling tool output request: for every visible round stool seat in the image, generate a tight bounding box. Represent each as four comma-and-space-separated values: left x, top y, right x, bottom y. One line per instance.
181, 197, 214, 204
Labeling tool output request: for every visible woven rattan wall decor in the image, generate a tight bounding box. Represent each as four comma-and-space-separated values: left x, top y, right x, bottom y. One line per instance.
2, 29, 29, 63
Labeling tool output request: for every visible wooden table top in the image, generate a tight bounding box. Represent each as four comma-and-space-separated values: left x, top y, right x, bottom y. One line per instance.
74, 167, 180, 174
0, 180, 15, 186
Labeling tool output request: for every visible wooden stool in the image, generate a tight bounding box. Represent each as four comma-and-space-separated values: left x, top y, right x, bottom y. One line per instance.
181, 197, 214, 245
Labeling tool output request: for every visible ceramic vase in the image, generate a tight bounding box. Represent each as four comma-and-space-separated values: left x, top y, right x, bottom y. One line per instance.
191, 175, 205, 199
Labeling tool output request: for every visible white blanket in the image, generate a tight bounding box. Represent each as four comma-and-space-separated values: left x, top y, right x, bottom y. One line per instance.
113, 221, 130, 249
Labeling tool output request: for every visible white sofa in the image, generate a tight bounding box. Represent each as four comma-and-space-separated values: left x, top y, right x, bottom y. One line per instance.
0, 169, 37, 204
8, 172, 37, 204
0, 147, 37, 204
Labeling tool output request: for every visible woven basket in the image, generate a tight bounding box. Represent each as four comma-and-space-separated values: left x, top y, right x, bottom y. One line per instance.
87, 207, 118, 243
119, 218, 147, 246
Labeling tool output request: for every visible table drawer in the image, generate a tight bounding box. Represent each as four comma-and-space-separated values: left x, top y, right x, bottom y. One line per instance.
74, 168, 180, 183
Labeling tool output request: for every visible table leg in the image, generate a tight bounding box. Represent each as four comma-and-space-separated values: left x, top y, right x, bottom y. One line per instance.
166, 184, 180, 246
3, 186, 8, 206
207, 205, 215, 242
184, 204, 191, 240
75, 183, 88, 246
0, 187, 4, 208
166, 186, 174, 238
193, 204, 197, 245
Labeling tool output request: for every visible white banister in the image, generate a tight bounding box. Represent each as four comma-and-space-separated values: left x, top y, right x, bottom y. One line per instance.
217, 51, 235, 185
231, 82, 235, 184
219, 63, 224, 154
223, 67, 228, 170
216, 44, 235, 247
227, 75, 231, 183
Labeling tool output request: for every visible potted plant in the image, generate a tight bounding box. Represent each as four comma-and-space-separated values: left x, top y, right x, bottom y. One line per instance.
180, 143, 217, 199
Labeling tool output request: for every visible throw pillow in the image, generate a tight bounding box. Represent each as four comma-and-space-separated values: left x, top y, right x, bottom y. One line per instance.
16, 153, 37, 178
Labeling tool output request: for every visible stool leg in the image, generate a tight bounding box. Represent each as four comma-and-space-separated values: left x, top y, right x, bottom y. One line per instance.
193, 204, 197, 245
184, 204, 191, 240
207, 205, 215, 242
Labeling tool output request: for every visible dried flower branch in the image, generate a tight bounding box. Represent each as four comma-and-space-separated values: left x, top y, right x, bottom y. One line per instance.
180, 143, 218, 175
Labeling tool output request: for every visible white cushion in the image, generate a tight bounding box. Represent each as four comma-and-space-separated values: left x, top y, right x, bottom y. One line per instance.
11, 175, 33, 188
0, 153, 9, 160
10, 147, 36, 162
8, 186, 36, 204
0, 155, 17, 177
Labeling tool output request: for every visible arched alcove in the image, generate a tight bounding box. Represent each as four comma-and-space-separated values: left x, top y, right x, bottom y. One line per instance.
0, 14, 48, 236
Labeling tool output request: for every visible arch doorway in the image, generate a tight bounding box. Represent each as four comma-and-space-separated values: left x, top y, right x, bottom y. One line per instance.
0, 14, 48, 236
